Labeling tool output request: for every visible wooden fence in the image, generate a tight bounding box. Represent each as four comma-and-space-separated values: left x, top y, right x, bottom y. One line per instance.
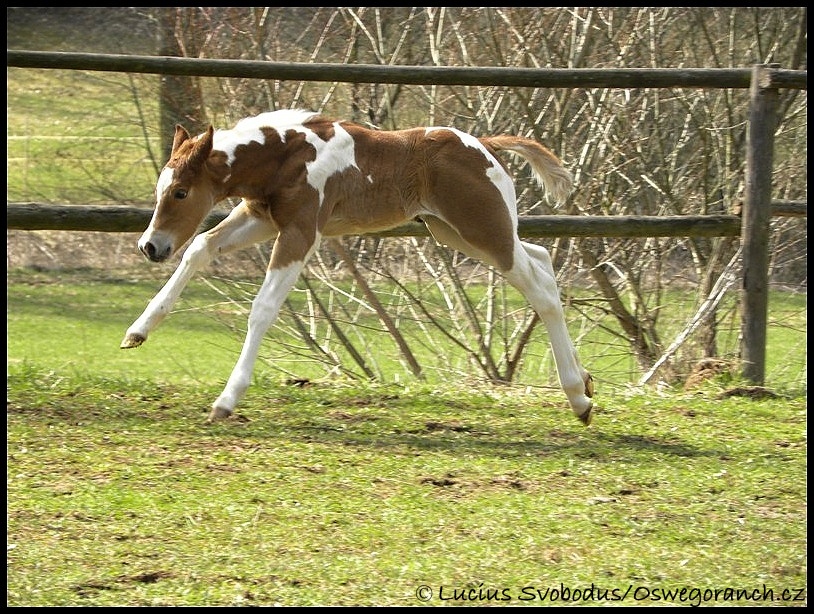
6, 50, 808, 385
5, 202, 806, 236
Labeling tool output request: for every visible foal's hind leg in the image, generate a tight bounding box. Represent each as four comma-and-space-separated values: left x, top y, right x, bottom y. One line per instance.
520, 241, 594, 418
121, 202, 276, 348
423, 216, 594, 425
505, 244, 594, 424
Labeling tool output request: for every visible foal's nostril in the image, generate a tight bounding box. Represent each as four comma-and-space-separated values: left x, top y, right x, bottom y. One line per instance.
141, 241, 157, 261
140, 241, 169, 263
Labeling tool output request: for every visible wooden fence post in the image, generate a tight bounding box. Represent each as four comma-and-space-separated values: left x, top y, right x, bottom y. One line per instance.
741, 64, 779, 384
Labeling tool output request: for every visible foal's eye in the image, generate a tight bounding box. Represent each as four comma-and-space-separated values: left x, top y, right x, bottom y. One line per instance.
173, 188, 188, 200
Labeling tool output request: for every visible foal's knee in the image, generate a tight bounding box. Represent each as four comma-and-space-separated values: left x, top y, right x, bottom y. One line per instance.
182, 233, 215, 269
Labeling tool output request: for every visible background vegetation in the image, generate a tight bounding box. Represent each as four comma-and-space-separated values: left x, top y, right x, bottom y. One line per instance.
6, 7, 807, 390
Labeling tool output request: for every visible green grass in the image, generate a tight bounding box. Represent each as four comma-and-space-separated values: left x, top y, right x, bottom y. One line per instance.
7, 267, 808, 394
7, 365, 808, 606
6, 267, 809, 606
7, 268, 243, 384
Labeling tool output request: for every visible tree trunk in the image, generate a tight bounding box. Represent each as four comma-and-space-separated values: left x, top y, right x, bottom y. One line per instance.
157, 7, 207, 161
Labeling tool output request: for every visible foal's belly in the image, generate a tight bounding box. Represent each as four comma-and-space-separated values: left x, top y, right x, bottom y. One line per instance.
320, 197, 421, 237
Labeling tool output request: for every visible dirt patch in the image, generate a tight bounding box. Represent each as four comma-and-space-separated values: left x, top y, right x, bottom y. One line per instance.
717, 386, 781, 400
7, 230, 146, 271
72, 570, 174, 597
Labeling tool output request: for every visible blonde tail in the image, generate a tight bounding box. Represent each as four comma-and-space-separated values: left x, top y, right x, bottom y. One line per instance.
482, 135, 573, 205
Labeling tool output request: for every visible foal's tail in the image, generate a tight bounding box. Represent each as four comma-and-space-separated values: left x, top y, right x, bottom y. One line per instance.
481, 135, 573, 205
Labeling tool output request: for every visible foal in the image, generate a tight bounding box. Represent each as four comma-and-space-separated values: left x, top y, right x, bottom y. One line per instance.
121, 109, 595, 425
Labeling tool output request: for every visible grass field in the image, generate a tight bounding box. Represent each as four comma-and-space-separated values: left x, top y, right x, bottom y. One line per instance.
7, 363, 808, 606
6, 267, 808, 606
7, 67, 161, 204
6, 265, 808, 392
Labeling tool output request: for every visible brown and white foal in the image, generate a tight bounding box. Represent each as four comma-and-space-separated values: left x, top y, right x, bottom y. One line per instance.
121, 109, 595, 424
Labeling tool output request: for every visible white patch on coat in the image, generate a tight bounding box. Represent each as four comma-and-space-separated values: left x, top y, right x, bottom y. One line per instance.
155, 167, 175, 202
425, 127, 516, 222
212, 109, 319, 165
300, 122, 359, 204
208, 111, 358, 204
144, 166, 177, 236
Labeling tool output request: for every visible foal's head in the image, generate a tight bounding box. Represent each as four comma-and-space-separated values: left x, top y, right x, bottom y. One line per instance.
138, 125, 228, 262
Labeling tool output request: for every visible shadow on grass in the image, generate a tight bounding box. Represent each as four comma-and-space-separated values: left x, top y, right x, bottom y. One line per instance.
7, 378, 725, 463
9, 402, 717, 462
248, 423, 718, 461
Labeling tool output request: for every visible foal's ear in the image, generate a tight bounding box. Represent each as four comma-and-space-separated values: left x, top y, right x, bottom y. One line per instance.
171, 124, 191, 153
188, 126, 215, 168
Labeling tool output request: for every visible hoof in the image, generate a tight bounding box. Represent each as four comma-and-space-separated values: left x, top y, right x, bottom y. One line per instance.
576, 403, 594, 427
573, 373, 595, 426
120, 333, 146, 349
206, 406, 233, 424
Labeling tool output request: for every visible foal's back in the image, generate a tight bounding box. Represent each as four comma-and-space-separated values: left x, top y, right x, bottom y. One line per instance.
319, 121, 516, 237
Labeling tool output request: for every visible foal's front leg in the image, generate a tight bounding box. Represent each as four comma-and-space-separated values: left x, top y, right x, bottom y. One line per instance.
121, 203, 275, 348
207, 228, 321, 423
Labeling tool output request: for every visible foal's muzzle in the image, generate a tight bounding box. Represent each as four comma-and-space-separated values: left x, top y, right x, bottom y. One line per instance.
140, 242, 172, 263
138, 232, 173, 263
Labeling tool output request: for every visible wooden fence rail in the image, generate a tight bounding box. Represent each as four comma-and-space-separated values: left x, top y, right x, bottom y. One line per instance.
5, 202, 806, 237
7, 50, 808, 89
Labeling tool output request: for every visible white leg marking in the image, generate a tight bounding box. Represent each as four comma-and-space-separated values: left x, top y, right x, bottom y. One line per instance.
121, 234, 212, 347
121, 204, 275, 348
209, 260, 307, 421
507, 241, 593, 420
